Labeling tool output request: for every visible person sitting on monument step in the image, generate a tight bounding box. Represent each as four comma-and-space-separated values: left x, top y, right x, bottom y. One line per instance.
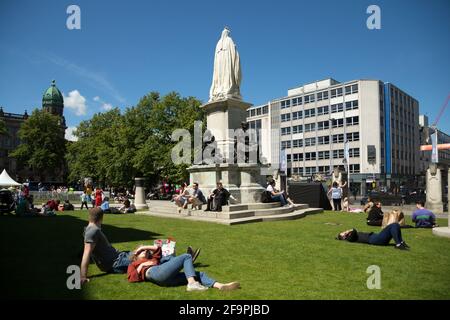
188, 182, 207, 210
412, 200, 438, 228
336, 222, 410, 250
266, 179, 294, 208
205, 181, 235, 212
367, 201, 384, 226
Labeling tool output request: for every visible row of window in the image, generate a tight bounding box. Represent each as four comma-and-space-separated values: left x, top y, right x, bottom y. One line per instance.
280, 100, 359, 122
247, 105, 269, 118
290, 164, 360, 175
281, 84, 359, 109
281, 117, 359, 135
286, 148, 360, 161
281, 132, 360, 149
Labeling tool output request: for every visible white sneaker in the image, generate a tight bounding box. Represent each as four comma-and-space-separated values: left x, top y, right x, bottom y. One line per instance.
186, 281, 208, 292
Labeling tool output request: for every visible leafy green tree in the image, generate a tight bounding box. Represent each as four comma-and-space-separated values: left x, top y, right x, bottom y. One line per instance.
66, 91, 205, 188
0, 118, 6, 136
9, 109, 66, 180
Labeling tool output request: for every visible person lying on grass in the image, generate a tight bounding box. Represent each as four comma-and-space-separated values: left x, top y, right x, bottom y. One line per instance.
80, 207, 203, 285
127, 245, 240, 292
336, 222, 410, 250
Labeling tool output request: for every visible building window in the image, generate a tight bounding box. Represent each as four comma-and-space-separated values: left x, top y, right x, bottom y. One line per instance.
281, 141, 291, 149
256, 108, 262, 116
262, 105, 269, 114
317, 105, 329, 115
281, 127, 291, 135
318, 151, 330, 160
318, 136, 330, 145
331, 118, 344, 128
331, 103, 344, 113
304, 137, 316, 146
333, 149, 344, 159
346, 132, 360, 142
332, 134, 344, 143
346, 116, 359, 126
293, 153, 303, 162
317, 91, 329, 101
345, 100, 359, 111
345, 84, 359, 95
349, 148, 360, 157
318, 165, 330, 173
349, 164, 360, 173
250, 109, 256, 117
304, 123, 316, 132
305, 152, 316, 161
281, 113, 291, 122
304, 108, 316, 118
292, 125, 303, 134
292, 111, 299, 120
318, 121, 330, 130
281, 100, 291, 109
293, 139, 303, 148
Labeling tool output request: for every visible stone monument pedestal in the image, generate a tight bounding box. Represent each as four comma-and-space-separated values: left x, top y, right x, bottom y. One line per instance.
433, 168, 450, 238
134, 177, 149, 210
188, 163, 268, 204
426, 165, 443, 213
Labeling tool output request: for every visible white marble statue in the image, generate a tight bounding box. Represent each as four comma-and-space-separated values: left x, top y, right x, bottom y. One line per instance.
209, 27, 242, 102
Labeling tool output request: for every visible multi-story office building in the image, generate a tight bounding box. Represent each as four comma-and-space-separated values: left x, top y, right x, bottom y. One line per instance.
247, 78, 422, 194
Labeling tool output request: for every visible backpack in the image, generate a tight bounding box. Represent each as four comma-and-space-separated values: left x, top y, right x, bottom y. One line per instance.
261, 191, 272, 203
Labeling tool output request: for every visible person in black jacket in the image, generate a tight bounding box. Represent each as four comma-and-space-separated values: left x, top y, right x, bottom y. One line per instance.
336, 223, 409, 250
367, 201, 384, 226
205, 182, 231, 212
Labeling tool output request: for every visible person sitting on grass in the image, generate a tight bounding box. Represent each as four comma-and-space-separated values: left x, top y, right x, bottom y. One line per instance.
63, 200, 75, 211
100, 197, 111, 213
336, 222, 410, 250
127, 244, 240, 292
367, 201, 384, 226
80, 207, 134, 284
412, 200, 438, 228
119, 199, 136, 214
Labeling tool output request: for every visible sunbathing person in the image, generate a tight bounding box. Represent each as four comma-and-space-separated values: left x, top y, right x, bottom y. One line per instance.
336, 222, 410, 250
127, 245, 240, 292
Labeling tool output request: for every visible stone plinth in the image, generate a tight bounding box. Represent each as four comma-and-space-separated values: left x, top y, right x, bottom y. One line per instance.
434, 168, 450, 238
426, 166, 443, 213
201, 98, 252, 162
188, 163, 268, 204
134, 177, 148, 210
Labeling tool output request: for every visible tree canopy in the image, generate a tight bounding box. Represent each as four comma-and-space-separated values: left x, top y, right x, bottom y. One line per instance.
9, 109, 66, 180
66, 91, 205, 188
0, 118, 6, 136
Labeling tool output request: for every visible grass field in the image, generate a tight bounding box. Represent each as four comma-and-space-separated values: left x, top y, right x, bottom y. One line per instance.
1, 209, 449, 300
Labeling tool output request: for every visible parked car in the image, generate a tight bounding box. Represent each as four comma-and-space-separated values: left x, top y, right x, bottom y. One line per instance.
0, 189, 16, 214
360, 191, 403, 206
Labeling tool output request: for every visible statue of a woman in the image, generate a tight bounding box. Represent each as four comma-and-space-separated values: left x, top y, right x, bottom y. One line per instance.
209, 27, 242, 102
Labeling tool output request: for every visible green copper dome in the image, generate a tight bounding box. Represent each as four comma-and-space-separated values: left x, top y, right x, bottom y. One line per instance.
42, 80, 64, 108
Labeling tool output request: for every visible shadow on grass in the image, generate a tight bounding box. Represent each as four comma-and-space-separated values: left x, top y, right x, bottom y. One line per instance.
0, 213, 160, 299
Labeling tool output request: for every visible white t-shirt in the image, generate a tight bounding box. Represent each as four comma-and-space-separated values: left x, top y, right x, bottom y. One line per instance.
266, 185, 275, 193
331, 187, 342, 199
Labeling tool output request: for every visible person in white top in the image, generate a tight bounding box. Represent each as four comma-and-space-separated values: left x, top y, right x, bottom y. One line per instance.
266, 180, 294, 207
327, 182, 343, 211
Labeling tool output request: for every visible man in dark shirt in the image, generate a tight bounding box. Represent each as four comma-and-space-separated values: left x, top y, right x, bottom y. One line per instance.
336, 223, 409, 250
367, 201, 384, 226
80, 208, 133, 284
205, 181, 231, 212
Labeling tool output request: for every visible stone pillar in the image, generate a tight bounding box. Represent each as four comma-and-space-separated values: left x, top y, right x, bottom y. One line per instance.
134, 177, 148, 210
426, 164, 443, 213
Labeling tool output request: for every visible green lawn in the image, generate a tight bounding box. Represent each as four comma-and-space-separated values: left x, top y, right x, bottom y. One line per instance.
1, 210, 449, 300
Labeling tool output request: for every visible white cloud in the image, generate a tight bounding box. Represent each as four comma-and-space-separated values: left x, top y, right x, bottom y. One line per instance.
93, 96, 100, 102
65, 126, 78, 142
101, 103, 113, 111
64, 90, 87, 116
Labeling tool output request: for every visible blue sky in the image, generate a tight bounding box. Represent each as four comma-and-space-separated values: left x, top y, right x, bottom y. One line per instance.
0, 0, 449, 138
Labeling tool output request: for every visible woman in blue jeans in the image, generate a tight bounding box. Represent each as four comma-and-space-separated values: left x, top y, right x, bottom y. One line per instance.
127, 245, 240, 292
336, 223, 410, 250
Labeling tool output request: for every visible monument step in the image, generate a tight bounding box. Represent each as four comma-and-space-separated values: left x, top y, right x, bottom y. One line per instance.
226, 208, 323, 225
217, 204, 310, 219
